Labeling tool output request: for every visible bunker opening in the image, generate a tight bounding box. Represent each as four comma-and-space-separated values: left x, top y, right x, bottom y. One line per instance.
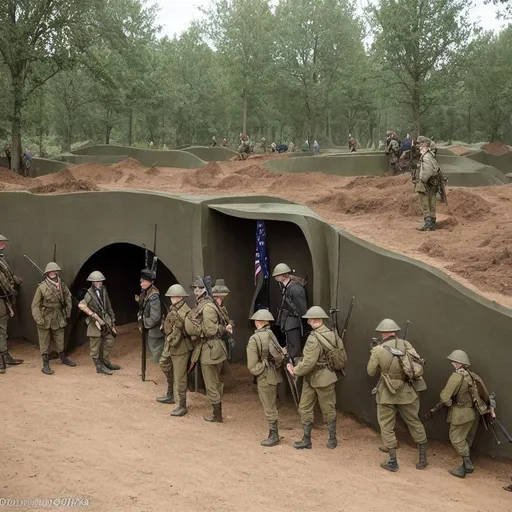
67, 242, 177, 351
206, 210, 314, 363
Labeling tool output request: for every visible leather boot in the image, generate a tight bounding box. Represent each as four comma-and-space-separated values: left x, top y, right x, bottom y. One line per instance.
261, 421, 280, 447
449, 458, 467, 478
293, 423, 313, 449
157, 379, 175, 404
170, 394, 187, 417
93, 358, 112, 375
103, 360, 121, 371
463, 455, 474, 474
41, 354, 54, 375
417, 217, 431, 231
326, 420, 337, 449
416, 442, 427, 470
59, 352, 77, 367
204, 402, 223, 423
4, 351, 23, 365
380, 448, 399, 472
0, 353, 6, 374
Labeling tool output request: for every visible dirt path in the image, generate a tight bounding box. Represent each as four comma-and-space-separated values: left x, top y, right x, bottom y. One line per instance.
2, 156, 512, 308
1, 325, 511, 512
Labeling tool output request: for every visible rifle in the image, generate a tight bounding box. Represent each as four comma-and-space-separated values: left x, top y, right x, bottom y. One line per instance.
424, 401, 445, 420
329, 295, 355, 377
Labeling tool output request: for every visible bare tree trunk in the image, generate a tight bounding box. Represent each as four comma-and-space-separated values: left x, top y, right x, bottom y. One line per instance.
467, 105, 472, 144
105, 109, 112, 144
128, 108, 133, 146
412, 82, 421, 137
11, 76, 24, 174
242, 89, 248, 135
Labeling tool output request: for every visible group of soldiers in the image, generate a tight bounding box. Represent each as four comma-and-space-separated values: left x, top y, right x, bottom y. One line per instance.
0, 233, 504, 481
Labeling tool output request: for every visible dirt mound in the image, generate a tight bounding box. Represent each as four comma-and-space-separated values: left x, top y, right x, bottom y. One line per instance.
344, 175, 409, 190
109, 158, 147, 173
145, 167, 160, 176
34, 168, 76, 186
29, 179, 100, 194
481, 141, 510, 156
0, 167, 32, 185
447, 189, 493, 219
419, 241, 445, 257
234, 164, 273, 179
184, 161, 224, 189
448, 145, 472, 156
215, 174, 252, 189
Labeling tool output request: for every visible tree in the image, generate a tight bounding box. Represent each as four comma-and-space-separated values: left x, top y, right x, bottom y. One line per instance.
371, 0, 473, 136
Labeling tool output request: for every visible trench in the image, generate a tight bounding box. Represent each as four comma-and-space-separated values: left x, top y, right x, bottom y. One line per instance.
67, 242, 177, 351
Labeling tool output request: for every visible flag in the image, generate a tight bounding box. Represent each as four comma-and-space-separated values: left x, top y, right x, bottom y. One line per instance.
250, 220, 270, 315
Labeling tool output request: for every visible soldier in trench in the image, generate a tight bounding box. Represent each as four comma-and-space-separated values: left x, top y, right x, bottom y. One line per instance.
78, 270, 120, 375
31, 262, 76, 375
0, 233, 24, 374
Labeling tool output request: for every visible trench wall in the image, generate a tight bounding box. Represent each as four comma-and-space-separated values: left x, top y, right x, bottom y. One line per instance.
0, 190, 511, 458
183, 146, 238, 161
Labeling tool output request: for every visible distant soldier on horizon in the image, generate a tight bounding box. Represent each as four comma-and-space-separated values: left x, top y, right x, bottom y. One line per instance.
261, 137, 268, 153
348, 134, 357, 153
211, 136, 217, 147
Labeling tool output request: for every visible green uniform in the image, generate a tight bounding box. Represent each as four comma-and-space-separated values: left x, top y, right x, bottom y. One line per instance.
414, 150, 439, 219
186, 296, 227, 405
440, 370, 478, 457
138, 285, 164, 363
246, 326, 284, 421
79, 286, 116, 365
367, 336, 427, 450
261, 138, 268, 152
161, 300, 192, 399
0, 255, 21, 354
386, 138, 400, 174
294, 325, 339, 424
31, 278, 72, 354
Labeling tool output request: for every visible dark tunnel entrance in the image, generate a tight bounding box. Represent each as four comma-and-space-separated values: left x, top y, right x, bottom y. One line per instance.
206, 211, 314, 363
67, 243, 177, 351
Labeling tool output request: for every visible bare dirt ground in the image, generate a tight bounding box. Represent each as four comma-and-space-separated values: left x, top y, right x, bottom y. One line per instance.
2, 153, 512, 307
2, 324, 511, 512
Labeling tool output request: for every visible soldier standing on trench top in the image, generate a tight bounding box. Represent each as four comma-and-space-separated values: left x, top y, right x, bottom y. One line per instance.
185, 276, 228, 423
412, 136, 440, 232
160, 284, 192, 416
31, 262, 76, 375
78, 271, 119, 375
367, 318, 428, 472
0, 234, 24, 374
273, 263, 308, 363
287, 306, 340, 450
247, 309, 284, 447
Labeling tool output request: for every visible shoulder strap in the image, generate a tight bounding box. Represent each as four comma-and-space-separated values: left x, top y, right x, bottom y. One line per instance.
312, 330, 335, 352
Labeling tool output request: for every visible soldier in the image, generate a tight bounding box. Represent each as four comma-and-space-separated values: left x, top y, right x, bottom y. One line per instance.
348, 134, 357, 153
149, 141, 155, 149
137, 269, 165, 368
211, 136, 217, 147
0, 234, 23, 373
160, 284, 193, 416
260, 137, 267, 153
31, 262, 76, 375
78, 271, 119, 375
222, 138, 228, 147
237, 134, 251, 161
287, 306, 340, 450
367, 318, 427, 472
4, 143, 11, 169
385, 132, 401, 174
439, 350, 496, 479
185, 276, 229, 423
412, 136, 440, 232
289, 141, 295, 153
247, 309, 284, 447
273, 263, 307, 362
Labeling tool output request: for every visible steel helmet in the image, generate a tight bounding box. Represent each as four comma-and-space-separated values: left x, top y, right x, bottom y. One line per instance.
212, 279, 230, 296
303, 306, 329, 319
375, 318, 401, 332
87, 270, 106, 282
44, 262, 61, 273
0, 234, 8, 242
250, 309, 275, 322
447, 350, 470, 366
272, 263, 292, 277
165, 284, 189, 297
190, 276, 205, 289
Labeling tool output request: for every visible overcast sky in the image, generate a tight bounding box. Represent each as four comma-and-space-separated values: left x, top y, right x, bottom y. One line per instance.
154, 0, 508, 39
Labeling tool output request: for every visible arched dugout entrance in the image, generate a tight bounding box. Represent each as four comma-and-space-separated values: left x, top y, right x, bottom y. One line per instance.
205, 211, 314, 362
67, 243, 177, 351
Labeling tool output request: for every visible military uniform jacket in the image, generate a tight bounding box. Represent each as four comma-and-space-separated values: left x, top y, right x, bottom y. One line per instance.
246, 326, 284, 386
0, 255, 22, 316
294, 325, 338, 388
440, 369, 476, 426
367, 336, 427, 405
31, 279, 72, 330
414, 151, 439, 193
163, 300, 193, 356
278, 280, 307, 331
139, 285, 163, 338
186, 296, 227, 365
80, 286, 115, 337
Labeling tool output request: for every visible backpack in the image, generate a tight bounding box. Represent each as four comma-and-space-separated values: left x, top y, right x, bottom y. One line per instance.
465, 370, 491, 416
383, 343, 424, 383
314, 330, 347, 373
